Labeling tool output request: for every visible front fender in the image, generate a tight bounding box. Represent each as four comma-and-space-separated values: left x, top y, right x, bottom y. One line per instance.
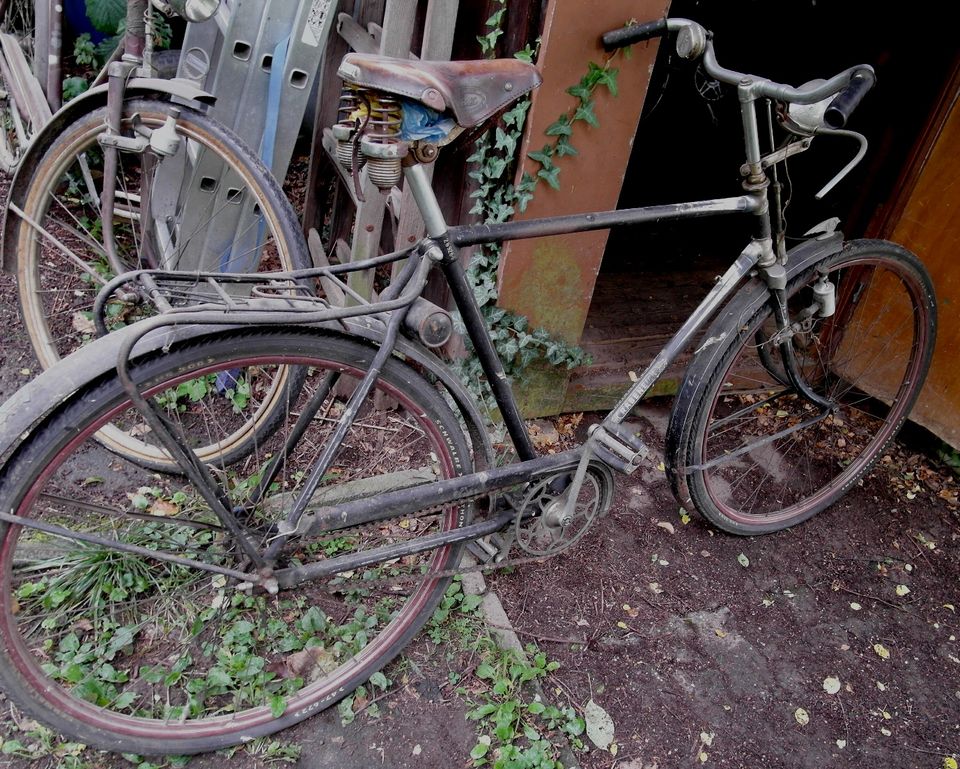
1, 79, 215, 273
664, 232, 845, 510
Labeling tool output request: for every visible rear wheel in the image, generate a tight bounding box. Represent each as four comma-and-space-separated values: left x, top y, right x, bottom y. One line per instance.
0, 328, 473, 754
11, 98, 310, 468
670, 240, 936, 534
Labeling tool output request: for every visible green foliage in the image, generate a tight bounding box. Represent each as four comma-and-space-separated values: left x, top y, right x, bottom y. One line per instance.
86, 0, 125, 34
464, 643, 584, 768
427, 577, 485, 645
939, 442, 960, 476
62, 76, 90, 101
462, 3, 601, 408
155, 372, 251, 414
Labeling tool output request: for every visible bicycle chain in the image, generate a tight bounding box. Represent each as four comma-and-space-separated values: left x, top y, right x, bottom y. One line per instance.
303, 487, 554, 595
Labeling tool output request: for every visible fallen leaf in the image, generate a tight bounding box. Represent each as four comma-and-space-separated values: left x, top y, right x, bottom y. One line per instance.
874, 643, 891, 659
880, 727, 891, 736
149, 499, 179, 517
412, 745, 422, 756
794, 707, 809, 726
876, 682, 887, 691
698, 751, 709, 763
72, 312, 96, 334
649, 582, 664, 595
656, 521, 675, 535
895, 584, 911, 597
700, 731, 715, 747
584, 699, 615, 750
714, 629, 727, 639
823, 676, 841, 695
944, 757, 958, 769
850, 602, 862, 611
616, 621, 628, 630
737, 553, 750, 568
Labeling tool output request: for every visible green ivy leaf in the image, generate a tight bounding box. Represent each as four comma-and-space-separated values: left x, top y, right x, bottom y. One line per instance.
527, 145, 555, 165
573, 99, 599, 127
566, 82, 592, 101
85, 0, 125, 33
494, 127, 517, 155
595, 65, 619, 96
544, 116, 573, 137
537, 165, 562, 190
555, 137, 579, 157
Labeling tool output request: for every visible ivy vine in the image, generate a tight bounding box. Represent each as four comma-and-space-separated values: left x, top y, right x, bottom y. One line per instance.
454, 1, 625, 407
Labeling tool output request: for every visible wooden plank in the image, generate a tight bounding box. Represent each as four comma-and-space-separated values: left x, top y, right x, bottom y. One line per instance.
336, 12, 378, 54
378, 0, 417, 57
392, 0, 460, 271
495, 0, 672, 417
307, 228, 347, 304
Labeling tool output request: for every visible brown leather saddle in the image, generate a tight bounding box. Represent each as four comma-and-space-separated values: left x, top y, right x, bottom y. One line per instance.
337, 53, 542, 128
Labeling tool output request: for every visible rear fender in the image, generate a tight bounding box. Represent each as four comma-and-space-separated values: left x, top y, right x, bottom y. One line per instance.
0, 319, 495, 474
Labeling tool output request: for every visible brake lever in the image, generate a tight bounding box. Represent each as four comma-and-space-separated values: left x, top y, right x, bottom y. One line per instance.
813, 127, 868, 200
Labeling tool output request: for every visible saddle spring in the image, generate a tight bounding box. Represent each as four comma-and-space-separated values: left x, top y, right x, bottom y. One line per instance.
333, 84, 404, 190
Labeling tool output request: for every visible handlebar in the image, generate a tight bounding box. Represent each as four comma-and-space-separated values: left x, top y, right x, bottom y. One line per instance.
601, 18, 875, 123
601, 18, 668, 50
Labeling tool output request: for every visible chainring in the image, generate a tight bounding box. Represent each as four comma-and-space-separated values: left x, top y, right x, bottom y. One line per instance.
513, 464, 614, 556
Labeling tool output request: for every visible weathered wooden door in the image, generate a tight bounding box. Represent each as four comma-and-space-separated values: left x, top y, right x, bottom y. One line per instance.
869, 59, 960, 447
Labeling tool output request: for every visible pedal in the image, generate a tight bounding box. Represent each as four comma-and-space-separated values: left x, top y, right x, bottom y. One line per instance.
588, 423, 649, 475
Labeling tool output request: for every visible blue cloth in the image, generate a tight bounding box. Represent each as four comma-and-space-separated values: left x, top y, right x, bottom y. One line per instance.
400, 101, 456, 142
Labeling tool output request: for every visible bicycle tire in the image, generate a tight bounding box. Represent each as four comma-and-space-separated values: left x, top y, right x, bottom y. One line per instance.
10, 98, 311, 469
668, 239, 937, 534
0, 327, 474, 754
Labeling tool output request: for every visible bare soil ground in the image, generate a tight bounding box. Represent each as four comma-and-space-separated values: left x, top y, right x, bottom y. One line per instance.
491, 410, 960, 769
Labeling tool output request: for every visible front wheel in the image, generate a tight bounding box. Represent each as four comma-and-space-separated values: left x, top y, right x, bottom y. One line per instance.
0, 328, 473, 754
669, 240, 937, 534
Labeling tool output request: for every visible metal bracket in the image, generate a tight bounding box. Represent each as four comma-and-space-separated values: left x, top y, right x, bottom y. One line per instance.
741, 137, 812, 175
97, 131, 150, 153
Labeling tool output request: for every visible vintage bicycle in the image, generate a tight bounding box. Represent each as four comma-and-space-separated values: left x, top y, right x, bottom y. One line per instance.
0, 16, 936, 754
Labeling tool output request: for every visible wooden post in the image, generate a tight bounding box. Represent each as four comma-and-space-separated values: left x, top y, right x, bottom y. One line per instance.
495, 0, 671, 417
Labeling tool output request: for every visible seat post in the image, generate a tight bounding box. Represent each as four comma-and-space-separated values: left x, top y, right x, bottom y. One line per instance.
403, 162, 450, 238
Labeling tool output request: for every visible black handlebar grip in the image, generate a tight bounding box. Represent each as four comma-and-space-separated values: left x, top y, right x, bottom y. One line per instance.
602, 18, 669, 51
824, 69, 876, 129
